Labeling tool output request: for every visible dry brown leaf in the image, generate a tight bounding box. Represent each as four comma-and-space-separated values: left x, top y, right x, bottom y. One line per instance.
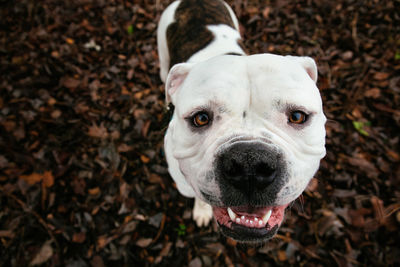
347, 157, 378, 177
148, 173, 163, 184
88, 123, 109, 139
20, 173, 44, 185
20, 173, 42, 185
42, 171, 54, 188
277, 250, 287, 261
348, 208, 371, 228
97, 235, 111, 250
72, 232, 86, 243
63, 77, 80, 89
386, 149, 400, 162
65, 37, 75, 44
117, 143, 134, 153
140, 155, 150, 164
135, 238, 152, 248
373, 72, 390, 80
88, 187, 100, 195
0, 230, 15, 238
365, 88, 381, 98
370, 196, 385, 224
30, 241, 53, 266
50, 110, 62, 119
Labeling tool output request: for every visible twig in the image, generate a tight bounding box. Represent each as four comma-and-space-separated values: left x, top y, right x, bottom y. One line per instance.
0, 187, 60, 253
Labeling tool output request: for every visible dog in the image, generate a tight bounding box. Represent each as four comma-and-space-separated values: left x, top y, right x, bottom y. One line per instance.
157, 0, 326, 243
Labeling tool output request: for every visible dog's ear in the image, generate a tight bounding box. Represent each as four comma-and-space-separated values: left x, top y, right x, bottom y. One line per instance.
165, 63, 194, 105
286, 56, 318, 83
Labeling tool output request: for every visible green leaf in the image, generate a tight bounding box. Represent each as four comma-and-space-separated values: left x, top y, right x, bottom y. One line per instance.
395, 51, 400, 61
127, 25, 134, 35
175, 223, 186, 236
352, 121, 370, 136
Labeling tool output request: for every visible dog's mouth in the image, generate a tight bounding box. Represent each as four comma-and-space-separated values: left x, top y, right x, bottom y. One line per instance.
212, 204, 288, 242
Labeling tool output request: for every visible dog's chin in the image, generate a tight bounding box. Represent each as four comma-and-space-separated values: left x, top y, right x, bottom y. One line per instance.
212, 204, 288, 243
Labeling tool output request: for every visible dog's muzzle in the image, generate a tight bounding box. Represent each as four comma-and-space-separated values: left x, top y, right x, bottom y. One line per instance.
204, 140, 290, 242
214, 141, 287, 207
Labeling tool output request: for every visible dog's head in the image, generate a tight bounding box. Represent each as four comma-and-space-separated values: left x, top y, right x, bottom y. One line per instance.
164, 54, 326, 242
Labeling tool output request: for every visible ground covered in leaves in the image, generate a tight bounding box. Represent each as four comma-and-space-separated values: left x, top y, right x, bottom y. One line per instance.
1, 0, 399, 266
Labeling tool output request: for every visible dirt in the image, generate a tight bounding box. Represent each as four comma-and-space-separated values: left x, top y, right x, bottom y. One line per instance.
0, 0, 399, 266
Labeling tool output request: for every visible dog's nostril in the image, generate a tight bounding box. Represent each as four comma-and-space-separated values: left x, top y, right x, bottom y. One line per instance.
254, 163, 277, 188
223, 158, 243, 180
255, 162, 275, 178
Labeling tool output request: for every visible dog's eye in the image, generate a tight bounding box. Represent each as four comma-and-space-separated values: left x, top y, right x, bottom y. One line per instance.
288, 111, 308, 124
192, 112, 210, 127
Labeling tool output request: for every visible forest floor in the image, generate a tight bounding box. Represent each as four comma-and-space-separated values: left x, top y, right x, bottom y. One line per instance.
1, 0, 399, 266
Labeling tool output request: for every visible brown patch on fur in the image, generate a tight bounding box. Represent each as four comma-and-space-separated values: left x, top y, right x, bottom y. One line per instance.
167, 0, 243, 68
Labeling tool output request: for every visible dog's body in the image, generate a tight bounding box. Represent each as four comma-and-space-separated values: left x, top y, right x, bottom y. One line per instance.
157, 0, 326, 242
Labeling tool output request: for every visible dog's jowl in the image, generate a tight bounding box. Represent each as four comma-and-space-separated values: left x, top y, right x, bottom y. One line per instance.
157, 0, 326, 243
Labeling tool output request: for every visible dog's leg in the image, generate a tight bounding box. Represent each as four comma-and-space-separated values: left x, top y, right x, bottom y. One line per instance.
193, 197, 213, 227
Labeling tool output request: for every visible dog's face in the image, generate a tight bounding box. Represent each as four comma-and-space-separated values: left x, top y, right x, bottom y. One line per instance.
164, 54, 326, 242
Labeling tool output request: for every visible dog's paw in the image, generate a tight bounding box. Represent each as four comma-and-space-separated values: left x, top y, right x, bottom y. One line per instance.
193, 198, 213, 227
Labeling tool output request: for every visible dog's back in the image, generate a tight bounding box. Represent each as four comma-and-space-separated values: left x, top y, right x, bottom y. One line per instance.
157, 0, 244, 82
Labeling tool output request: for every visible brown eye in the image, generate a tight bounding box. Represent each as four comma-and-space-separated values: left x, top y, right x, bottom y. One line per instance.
193, 112, 210, 127
289, 111, 307, 124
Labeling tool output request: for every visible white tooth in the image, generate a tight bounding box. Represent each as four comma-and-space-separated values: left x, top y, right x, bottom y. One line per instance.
258, 220, 263, 226
246, 219, 249, 223
255, 218, 258, 221
262, 210, 272, 224
235, 218, 240, 223
241, 216, 245, 220
227, 207, 237, 221
250, 220, 253, 225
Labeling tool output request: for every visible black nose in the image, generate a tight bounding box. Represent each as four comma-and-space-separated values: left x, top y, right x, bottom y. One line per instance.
218, 142, 277, 193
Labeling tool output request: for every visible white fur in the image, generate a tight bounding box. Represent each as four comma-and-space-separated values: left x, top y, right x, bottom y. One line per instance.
193, 198, 213, 227
164, 54, 326, 206
158, 1, 326, 228
186, 25, 244, 64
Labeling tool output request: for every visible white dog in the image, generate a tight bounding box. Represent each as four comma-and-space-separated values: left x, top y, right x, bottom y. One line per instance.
157, 0, 326, 242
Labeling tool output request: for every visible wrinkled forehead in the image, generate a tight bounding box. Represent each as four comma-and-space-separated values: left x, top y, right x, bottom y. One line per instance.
176, 56, 249, 114
246, 54, 323, 112
175, 54, 323, 114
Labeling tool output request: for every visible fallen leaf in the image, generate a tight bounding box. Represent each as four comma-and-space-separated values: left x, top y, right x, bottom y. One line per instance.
88, 123, 109, 139
97, 235, 112, 250
0, 230, 15, 238
30, 241, 53, 266
42, 171, 54, 188
277, 250, 287, 261
72, 232, 86, 243
364, 88, 381, 98
88, 187, 100, 195
63, 77, 80, 89
20, 173, 44, 185
51, 110, 62, 119
135, 238, 152, 248
66, 37, 75, 44
117, 143, 134, 153
188, 257, 202, 267
373, 72, 390, 80
386, 149, 400, 162
140, 155, 150, 164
